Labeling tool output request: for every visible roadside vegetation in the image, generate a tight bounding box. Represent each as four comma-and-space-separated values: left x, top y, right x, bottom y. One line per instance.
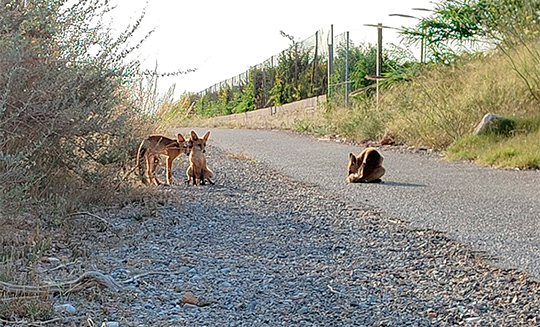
170, 0, 540, 170
0, 0, 172, 321
0, 0, 160, 216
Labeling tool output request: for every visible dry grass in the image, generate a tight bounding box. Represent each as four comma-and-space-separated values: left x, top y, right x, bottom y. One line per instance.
226, 153, 259, 164
380, 50, 536, 147
0, 216, 54, 321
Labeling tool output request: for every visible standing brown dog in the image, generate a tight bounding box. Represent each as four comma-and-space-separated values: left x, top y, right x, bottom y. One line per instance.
186, 131, 214, 185
346, 147, 385, 183
137, 134, 189, 185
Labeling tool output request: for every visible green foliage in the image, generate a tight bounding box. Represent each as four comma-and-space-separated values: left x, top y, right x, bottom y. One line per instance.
270, 43, 320, 105
231, 81, 255, 114
400, 0, 540, 63
184, 32, 327, 117
332, 42, 377, 90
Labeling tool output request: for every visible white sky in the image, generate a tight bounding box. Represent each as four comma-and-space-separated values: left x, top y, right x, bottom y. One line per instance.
109, 0, 436, 99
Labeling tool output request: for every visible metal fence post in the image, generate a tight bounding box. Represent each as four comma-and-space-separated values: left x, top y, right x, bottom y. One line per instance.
377, 23, 383, 109
311, 30, 319, 96
345, 31, 350, 108
327, 24, 334, 100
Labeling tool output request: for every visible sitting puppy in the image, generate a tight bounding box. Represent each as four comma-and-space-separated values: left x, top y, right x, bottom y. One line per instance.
346, 147, 385, 183
186, 131, 214, 185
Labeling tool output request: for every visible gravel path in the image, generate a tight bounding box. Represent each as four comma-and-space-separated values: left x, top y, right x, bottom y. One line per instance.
172, 128, 540, 281
27, 144, 540, 326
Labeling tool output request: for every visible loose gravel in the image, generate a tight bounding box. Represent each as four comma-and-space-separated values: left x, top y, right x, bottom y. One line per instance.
20, 146, 540, 326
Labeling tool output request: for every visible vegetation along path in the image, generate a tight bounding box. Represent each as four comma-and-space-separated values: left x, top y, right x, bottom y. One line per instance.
175, 127, 540, 280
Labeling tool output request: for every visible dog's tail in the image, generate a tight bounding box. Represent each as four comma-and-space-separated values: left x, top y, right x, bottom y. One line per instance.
136, 138, 148, 184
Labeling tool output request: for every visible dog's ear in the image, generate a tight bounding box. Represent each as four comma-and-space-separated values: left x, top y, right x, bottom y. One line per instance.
202, 131, 210, 142
177, 134, 186, 142
190, 130, 198, 140
348, 153, 356, 164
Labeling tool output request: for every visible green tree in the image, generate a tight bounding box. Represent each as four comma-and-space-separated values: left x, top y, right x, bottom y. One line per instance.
400, 0, 540, 62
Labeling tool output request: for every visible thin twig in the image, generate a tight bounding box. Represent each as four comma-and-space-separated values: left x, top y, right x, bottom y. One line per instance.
28, 318, 62, 326
121, 271, 184, 284
327, 284, 345, 295
67, 212, 110, 227
0, 317, 61, 326
0, 295, 40, 302
0, 271, 122, 295
45, 261, 77, 273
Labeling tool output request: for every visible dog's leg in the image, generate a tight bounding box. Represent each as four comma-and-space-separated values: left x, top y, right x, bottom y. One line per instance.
165, 156, 174, 186
200, 170, 206, 185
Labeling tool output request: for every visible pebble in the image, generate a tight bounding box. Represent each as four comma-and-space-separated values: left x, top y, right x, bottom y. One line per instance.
54, 304, 76, 314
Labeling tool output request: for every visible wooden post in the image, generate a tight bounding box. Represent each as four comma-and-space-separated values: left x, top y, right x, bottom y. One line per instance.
377, 23, 383, 76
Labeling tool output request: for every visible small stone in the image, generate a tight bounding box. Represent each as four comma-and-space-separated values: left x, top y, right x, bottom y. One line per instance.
247, 301, 257, 311
54, 304, 76, 314
473, 113, 514, 135
464, 317, 482, 323
178, 266, 191, 273
183, 303, 200, 310
181, 291, 200, 306
41, 257, 60, 265
102, 322, 119, 327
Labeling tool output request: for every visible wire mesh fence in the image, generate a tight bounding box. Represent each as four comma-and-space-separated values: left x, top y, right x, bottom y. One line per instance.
194, 25, 390, 115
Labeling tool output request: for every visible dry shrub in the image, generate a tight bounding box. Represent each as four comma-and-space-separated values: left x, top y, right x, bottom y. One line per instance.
0, 0, 155, 215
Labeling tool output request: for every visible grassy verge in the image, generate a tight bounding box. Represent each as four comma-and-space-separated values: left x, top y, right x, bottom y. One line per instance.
172, 44, 540, 171
447, 127, 540, 169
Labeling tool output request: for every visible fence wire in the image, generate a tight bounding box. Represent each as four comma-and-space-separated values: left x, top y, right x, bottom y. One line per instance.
196, 25, 384, 110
